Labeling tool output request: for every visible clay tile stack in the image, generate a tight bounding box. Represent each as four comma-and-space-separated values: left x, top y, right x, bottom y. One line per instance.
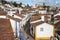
0, 18, 15, 40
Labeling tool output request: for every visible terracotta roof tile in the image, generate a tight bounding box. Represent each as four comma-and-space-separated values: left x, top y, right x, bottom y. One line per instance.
31, 21, 44, 26
55, 21, 60, 29
30, 15, 41, 22
14, 13, 25, 18
7, 15, 21, 22
0, 18, 15, 40
0, 11, 7, 15
55, 15, 60, 19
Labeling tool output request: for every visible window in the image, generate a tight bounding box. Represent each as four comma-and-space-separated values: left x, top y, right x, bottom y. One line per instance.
40, 28, 44, 32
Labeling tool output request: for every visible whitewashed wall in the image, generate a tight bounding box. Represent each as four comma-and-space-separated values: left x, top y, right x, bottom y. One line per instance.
39, 10, 46, 14
10, 19, 16, 35
36, 23, 54, 38
10, 19, 21, 37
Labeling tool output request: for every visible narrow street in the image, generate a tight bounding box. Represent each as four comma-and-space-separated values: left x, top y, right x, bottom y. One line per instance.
20, 27, 34, 40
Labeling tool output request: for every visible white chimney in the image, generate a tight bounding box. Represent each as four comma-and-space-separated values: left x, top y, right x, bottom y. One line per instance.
41, 16, 44, 21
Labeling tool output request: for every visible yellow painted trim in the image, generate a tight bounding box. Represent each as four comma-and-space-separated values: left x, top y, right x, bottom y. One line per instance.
53, 25, 55, 37
35, 26, 36, 40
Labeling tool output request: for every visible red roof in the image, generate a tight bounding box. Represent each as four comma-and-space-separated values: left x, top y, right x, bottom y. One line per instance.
30, 14, 41, 22
0, 11, 7, 15
31, 21, 44, 27
0, 18, 15, 40
55, 15, 60, 18
7, 15, 22, 22
14, 13, 25, 18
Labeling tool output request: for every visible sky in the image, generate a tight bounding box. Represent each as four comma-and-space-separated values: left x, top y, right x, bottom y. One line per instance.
6, 0, 60, 7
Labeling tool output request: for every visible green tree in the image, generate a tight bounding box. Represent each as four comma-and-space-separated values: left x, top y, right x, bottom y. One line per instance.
55, 7, 58, 12
26, 4, 31, 8
47, 6, 50, 12
19, 2, 22, 7
43, 3, 46, 10
2, 0, 8, 4
13, 2, 17, 7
